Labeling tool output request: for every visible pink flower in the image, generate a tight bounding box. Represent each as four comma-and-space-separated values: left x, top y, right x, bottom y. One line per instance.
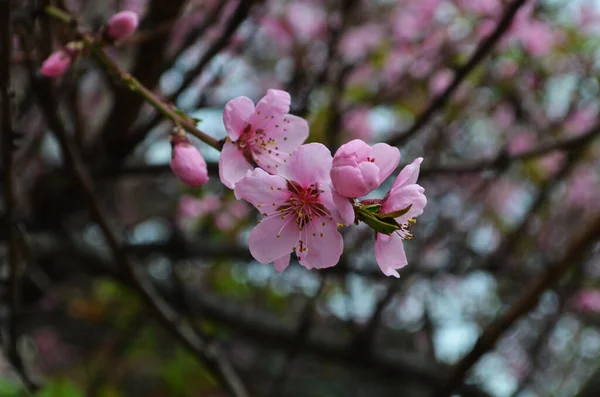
40, 49, 73, 77
331, 139, 400, 198
429, 69, 454, 96
169, 135, 209, 187
106, 11, 139, 41
340, 24, 384, 62
342, 108, 372, 142
219, 89, 309, 188
234, 143, 343, 272
374, 158, 427, 278
572, 289, 600, 313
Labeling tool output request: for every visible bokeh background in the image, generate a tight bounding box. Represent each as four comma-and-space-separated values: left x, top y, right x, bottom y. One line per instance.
2, 0, 600, 396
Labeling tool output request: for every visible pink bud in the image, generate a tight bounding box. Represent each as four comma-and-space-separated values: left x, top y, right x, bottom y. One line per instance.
40, 49, 73, 77
106, 11, 139, 41
169, 136, 209, 187
331, 139, 400, 198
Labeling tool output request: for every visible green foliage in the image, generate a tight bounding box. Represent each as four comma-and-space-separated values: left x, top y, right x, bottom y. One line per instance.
0, 379, 24, 397
161, 348, 216, 395
35, 379, 85, 397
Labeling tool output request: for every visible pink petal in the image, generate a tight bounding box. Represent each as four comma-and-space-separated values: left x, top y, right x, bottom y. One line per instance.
297, 219, 343, 269
392, 157, 423, 189
249, 215, 298, 264
330, 161, 380, 198
252, 89, 291, 124
371, 143, 400, 182
263, 114, 309, 154
374, 232, 407, 278
233, 168, 289, 213
382, 184, 427, 224
332, 189, 355, 225
279, 143, 332, 186
223, 96, 255, 141
274, 254, 291, 272
107, 11, 139, 41
218, 140, 254, 188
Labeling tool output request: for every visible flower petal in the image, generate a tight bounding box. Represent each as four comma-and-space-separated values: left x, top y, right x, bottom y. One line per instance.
374, 232, 407, 278
264, 114, 309, 154
274, 254, 291, 272
249, 215, 298, 264
382, 184, 427, 224
279, 143, 332, 186
392, 157, 423, 189
253, 89, 291, 120
332, 189, 355, 225
234, 168, 289, 213
371, 143, 400, 182
298, 218, 343, 269
218, 140, 254, 189
223, 96, 255, 141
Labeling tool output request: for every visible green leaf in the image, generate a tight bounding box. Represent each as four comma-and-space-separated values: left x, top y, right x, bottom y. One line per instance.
356, 208, 400, 235
361, 204, 381, 213
379, 204, 412, 219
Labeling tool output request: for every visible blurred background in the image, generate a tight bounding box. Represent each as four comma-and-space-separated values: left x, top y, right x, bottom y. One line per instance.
2, 0, 600, 396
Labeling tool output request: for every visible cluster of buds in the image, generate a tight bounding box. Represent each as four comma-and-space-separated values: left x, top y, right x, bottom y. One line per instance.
40, 11, 139, 78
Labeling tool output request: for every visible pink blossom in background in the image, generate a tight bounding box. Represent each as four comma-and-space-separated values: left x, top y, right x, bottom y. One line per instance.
515, 20, 557, 57
392, 0, 441, 42
177, 194, 248, 232
284, 2, 327, 44
455, 0, 500, 16
342, 108, 373, 142
40, 49, 73, 77
429, 69, 454, 96
340, 24, 384, 62
261, 17, 294, 50
178, 194, 220, 223
106, 11, 139, 41
493, 103, 516, 130
330, 139, 400, 198
565, 106, 598, 137
495, 59, 519, 79
169, 135, 209, 187
219, 89, 309, 188
572, 289, 600, 312
374, 158, 427, 278
508, 132, 565, 177
234, 143, 343, 272
566, 166, 599, 208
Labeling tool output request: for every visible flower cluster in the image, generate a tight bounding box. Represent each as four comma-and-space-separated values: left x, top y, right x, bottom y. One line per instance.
218, 89, 427, 277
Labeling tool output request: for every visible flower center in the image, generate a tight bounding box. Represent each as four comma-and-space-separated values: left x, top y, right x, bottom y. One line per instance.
277, 180, 331, 230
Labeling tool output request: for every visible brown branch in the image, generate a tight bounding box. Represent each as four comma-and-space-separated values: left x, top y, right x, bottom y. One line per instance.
0, 1, 38, 392
420, 123, 600, 177
22, 35, 249, 397
431, 214, 600, 397
97, 0, 187, 159
386, 0, 529, 147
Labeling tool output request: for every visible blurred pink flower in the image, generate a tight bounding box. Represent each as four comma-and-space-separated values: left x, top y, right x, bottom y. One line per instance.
567, 166, 599, 208
170, 135, 209, 187
393, 0, 441, 42
342, 108, 373, 141
40, 49, 73, 77
375, 158, 427, 278
234, 143, 343, 272
219, 89, 309, 188
565, 106, 598, 137
106, 11, 139, 41
455, 0, 500, 16
429, 69, 454, 96
572, 289, 600, 312
340, 24, 384, 61
493, 103, 515, 130
331, 139, 400, 198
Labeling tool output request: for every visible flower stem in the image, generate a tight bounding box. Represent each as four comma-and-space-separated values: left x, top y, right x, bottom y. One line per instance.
44, 5, 222, 151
